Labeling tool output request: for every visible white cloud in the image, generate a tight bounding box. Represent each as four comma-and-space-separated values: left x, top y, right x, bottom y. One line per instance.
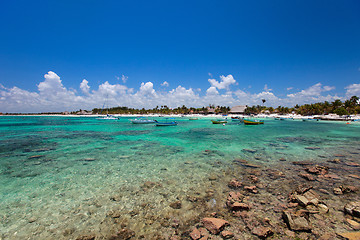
161, 81, 169, 87
206, 86, 219, 95
0, 71, 358, 113
345, 83, 360, 98
264, 84, 272, 92
208, 74, 236, 90
80, 79, 90, 94
121, 75, 128, 83
287, 87, 293, 91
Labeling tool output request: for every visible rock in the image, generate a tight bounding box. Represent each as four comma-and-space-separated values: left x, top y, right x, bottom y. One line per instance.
345, 162, 360, 167
300, 173, 315, 181
318, 204, 329, 214
324, 174, 340, 180
242, 163, 261, 168
336, 231, 360, 240
251, 227, 273, 238
228, 179, 242, 189
346, 219, 360, 230
244, 185, 258, 193
340, 185, 358, 193
202, 217, 229, 234
279, 158, 286, 161
328, 158, 341, 163
333, 187, 343, 195
190, 228, 201, 240
242, 148, 257, 153
249, 175, 259, 183
109, 228, 135, 240
28, 155, 44, 159
303, 190, 320, 205
208, 176, 217, 181
292, 161, 314, 166
295, 194, 310, 206
349, 174, 360, 180
282, 211, 311, 232
284, 230, 296, 238
306, 165, 328, 175
169, 201, 182, 209
221, 231, 234, 239
198, 228, 209, 239
344, 201, 360, 217
76, 235, 95, 240
305, 147, 321, 150
231, 202, 250, 211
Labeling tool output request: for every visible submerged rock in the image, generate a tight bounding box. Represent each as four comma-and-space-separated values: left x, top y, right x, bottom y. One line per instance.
282, 211, 311, 232
201, 217, 229, 234
336, 231, 360, 240
169, 200, 182, 209
344, 201, 360, 217
228, 179, 242, 189
189, 228, 201, 240
109, 228, 135, 240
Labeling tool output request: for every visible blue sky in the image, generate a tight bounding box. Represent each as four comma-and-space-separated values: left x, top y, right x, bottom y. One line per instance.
0, 0, 360, 112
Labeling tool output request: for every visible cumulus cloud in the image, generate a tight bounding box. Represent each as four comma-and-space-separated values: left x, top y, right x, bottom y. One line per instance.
208, 74, 236, 90
287, 87, 293, 91
121, 75, 128, 83
0, 71, 358, 113
80, 79, 90, 94
206, 86, 219, 95
161, 81, 169, 87
345, 83, 360, 98
264, 84, 272, 92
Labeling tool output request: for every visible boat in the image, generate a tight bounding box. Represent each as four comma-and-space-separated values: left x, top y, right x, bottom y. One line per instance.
189, 117, 198, 120
131, 118, 155, 124
243, 119, 264, 125
231, 117, 244, 123
211, 120, 227, 124
155, 119, 178, 126
97, 114, 119, 120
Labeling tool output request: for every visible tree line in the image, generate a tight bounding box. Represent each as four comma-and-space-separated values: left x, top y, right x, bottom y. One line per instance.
88, 96, 360, 116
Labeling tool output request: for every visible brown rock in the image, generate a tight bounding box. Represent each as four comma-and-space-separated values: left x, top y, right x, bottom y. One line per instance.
221, 230, 234, 239
109, 228, 135, 240
202, 217, 229, 234
249, 175, 259, 183
337, 231, 360, 240
346, 219, 360, 230
231, 202, 250, 211
318, 203, 329, 214
76, 235, 95, 240
340, 185, 358, 193
306, 165, 328, 175
295, 194, 310, 206
283, 211, 311, 232
190, 228, 201, 240
349, 174, 360, 180
300, 173, 315, 181
228, 179, 242, 189
198, 228, 209, 239
345, 162, 360, 167
344, 201, 360, 217
244, 185, 258, 193
333, 187, 343, 195
170, 200, 182, 209
251, 227, 273, 238
292, 161, 314, 166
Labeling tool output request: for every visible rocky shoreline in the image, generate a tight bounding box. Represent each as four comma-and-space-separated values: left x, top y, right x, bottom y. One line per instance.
70, 150, 360, 240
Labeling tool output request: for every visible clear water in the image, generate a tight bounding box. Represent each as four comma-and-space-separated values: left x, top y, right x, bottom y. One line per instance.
0, 116, 359, 239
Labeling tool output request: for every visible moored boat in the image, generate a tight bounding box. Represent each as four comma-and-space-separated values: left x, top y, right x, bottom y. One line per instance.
131, 118, 155, 124
189, 117, 198, 120
155, 119, 178, 126
211, 120, 227, 124
243, 119, 264, 125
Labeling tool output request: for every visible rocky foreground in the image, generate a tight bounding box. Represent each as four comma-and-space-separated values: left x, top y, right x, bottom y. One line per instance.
73, 151, 360, 240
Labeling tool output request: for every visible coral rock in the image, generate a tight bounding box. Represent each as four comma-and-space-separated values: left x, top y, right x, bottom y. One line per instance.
228, 179, 242, 189
282, 211, 311, 232
337, 231, 360, 240
344, 201, 360, 217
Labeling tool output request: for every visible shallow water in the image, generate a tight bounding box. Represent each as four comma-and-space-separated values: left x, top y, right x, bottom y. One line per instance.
0, 116, 359, 239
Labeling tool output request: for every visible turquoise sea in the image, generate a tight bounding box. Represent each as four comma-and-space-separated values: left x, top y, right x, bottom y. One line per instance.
0, 116, 359, 239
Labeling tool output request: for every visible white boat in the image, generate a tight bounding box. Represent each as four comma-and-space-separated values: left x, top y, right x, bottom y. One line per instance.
131, 118, 155, 124
97, 114, 119, 120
